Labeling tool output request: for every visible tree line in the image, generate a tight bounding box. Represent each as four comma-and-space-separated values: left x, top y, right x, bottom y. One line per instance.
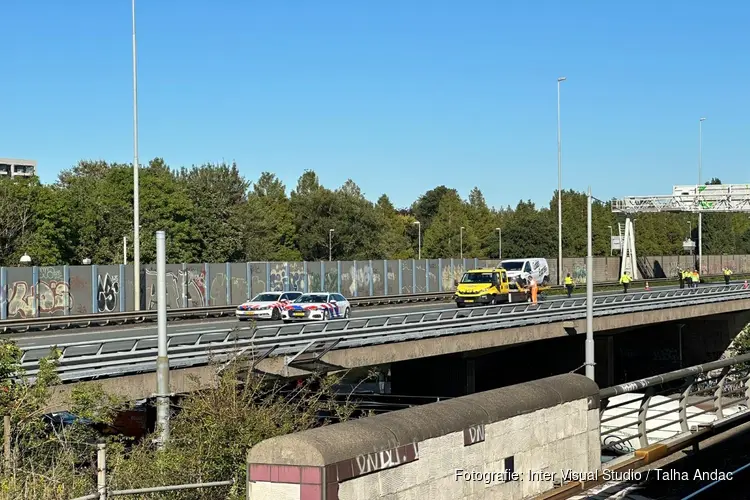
0, 160, 745, 267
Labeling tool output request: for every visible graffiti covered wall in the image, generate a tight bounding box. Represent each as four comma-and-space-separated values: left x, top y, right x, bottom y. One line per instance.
1, 254, 748, 318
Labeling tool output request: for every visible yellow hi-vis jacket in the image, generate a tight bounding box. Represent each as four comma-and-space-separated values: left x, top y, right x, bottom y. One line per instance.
724, 268, 733, 276
619, 274, 632, 284
564, 276, 573, 285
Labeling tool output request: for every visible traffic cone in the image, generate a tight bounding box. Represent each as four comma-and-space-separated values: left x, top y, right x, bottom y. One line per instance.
744, 280, 748, 290
645, 281, 650, 291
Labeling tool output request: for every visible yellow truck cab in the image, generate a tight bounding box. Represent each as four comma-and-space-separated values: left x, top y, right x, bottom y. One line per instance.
454, 268, 511, 307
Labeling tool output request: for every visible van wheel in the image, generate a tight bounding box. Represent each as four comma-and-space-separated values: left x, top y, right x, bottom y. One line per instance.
456, 302, 465, 308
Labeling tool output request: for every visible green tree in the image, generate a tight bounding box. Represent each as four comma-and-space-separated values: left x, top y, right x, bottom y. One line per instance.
179, 162, 248, 263
375, 195, 414, 259
244, 173, 301, 261
423, 191, 477, 258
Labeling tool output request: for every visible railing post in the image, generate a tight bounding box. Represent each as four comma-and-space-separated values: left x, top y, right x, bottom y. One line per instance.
118, 264, 125, 312
303, 261, 309, 293
337, 261, 342, 294
637, 387, 655, 449
246, 262, 252, 300
284, 262, 290, 292
181, 263, 188, 308
713, 366, 732, 420
90, 265, 97, 315
678, 376, 696, 433
63, 265, 71, 316
353, 261, 358, 297
383, 260, 389, 295
203, 263, 211, 306
425, 259, 429, 293
368, 260, 374, 297
438, 258, 443, 292
0, 267, 6, 320
31, 265, 39, 318
319, 261, 325, 292
225, 262, 231, 304
398, 260, 403, 294
97, 443, 107, 500
412, 259, 416, 293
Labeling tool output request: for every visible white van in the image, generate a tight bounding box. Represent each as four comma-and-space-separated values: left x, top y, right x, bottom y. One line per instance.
500, 258, 550, 287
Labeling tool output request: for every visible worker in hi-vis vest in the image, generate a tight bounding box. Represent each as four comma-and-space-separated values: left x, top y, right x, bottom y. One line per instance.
723, 267, 733, 285
619, 271, 632, 293
684, 269, 692, 288
677, 267, 685, 289
692, 269, 700, 288
529, 276, 538, 304
564, 273, 574, 298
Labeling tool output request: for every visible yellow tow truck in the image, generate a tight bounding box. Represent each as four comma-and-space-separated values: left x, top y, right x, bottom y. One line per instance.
454, 267, 550, 307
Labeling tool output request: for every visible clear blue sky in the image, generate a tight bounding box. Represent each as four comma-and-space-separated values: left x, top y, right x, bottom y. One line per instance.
3, 1, 749, 210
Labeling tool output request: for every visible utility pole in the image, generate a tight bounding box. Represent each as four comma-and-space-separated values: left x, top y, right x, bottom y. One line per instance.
698, 117, 706, 273
557, 76, 567, 285
132, 0, 141, 311
155, 231, 170, 447
585, 187, 594, 381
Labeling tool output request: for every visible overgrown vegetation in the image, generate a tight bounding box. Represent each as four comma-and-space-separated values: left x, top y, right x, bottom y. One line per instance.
0, 341, 361, 499
1, 159, 742, 267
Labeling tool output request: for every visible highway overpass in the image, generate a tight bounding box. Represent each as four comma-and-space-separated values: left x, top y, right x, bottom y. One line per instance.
26, 284, 750, 410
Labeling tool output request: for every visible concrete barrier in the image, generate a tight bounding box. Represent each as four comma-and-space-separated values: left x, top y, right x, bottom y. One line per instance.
247, 374, 601, 499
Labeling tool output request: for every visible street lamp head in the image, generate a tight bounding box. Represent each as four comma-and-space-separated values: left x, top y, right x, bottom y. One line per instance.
558, 77, 567, 82
460, 226, 465, 229
82, 258, 92, 265
495, 227, 501, 231
700, 117, 706, 121
329, 228, 334, 232
19, 253, 31, 265
413, 220, 420, 225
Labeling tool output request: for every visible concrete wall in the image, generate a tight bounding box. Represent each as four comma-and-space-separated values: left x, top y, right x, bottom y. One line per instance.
0, 254, 745, 319
246, 374, 601, 500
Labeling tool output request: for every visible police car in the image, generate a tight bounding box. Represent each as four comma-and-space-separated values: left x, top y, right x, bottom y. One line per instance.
281, 293, 351, 322
235, 291, 303, 321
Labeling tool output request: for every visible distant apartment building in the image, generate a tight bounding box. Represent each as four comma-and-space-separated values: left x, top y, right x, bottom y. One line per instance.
0, 158, 37, 178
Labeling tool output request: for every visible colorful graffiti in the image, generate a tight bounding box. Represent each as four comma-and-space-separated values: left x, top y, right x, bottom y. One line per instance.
7, 281, 73, 318
144, 268, 206, 309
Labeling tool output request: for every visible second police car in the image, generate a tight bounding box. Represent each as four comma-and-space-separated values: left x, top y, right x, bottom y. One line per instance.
235, 291, 303, 321
280, 292, 351, 322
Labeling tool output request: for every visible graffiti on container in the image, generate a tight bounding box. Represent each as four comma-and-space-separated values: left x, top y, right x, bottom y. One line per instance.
268, 263, 306, 292
97, 274, 120, 312
7, 281, 72, 318
39, 266, 63, 281
463, 424, 485, 446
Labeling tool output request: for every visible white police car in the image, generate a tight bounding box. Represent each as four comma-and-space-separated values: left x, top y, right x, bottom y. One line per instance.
235, 291, 303, 321
281, 293, 351, 322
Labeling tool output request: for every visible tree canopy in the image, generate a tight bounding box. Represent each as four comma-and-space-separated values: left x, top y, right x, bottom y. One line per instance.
1, 162, 745, 266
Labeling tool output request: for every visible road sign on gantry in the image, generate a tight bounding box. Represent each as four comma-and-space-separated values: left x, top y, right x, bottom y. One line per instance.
612, 184, 750, 213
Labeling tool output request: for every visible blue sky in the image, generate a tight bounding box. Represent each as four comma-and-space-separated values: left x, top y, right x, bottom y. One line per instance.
2, 1, 749, 210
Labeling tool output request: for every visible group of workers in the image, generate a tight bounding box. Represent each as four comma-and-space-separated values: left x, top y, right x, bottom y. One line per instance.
533, 265, 734, 302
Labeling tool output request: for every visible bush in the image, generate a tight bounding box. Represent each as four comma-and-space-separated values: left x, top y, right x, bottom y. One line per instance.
0, 341, 361, 499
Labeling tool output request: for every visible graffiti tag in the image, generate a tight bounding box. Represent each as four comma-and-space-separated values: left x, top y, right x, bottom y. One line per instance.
97, 274, 120, 312
8, 281, 72, 318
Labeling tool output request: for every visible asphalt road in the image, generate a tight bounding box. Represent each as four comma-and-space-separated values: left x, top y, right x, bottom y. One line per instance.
11, 283, 701, 351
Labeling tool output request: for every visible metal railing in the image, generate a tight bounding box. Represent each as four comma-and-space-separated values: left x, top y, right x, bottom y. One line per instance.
599, 352, 750, 455
1, 273, 741, 333
19, 284, 750, 382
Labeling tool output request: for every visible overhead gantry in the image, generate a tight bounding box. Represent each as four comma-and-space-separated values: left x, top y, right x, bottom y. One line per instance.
612, 184, 750, 279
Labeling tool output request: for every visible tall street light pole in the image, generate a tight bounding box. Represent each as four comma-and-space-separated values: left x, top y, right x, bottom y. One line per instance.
413, 221, 421, 260
328, 229, 334, 261
460, 226, 465, 260
495, 227, 502, 261
698, 117, 706, 273
585, 187, 594, 381
132, 0, 141, 311
557, 76, 566, 285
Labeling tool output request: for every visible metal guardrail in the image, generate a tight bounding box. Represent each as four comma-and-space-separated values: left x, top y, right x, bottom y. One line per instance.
19, 284, 750, 382
2, 273, 742, 333
599, 351, 750, 455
